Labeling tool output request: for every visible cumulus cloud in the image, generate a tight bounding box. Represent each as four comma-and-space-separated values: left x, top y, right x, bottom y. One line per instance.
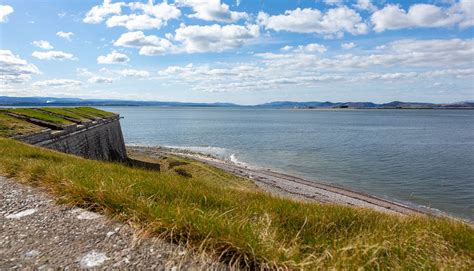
353, 0, 377, 11
458, 0, 474, 28
0, 5, 14, 22
283, 43, 327, 54
32, 79, 82, 88
106, 14, 163, 30
114, 31, 174, 55
128, 1, 181, 20
371, 3, 464, 32
114, 24, 259, 55
174, 24, 259, 53
176, 0, 248, 22
83, 0, 124, 24
119, 69, 150, 78
56, 31, 74, 41
257, 7, 368, 36
106, 1, 180, 30
86, 1, 180, 30
97, 50, 130, 64
0, 50, 40, 84
341, 42, 356, 49
32, 50, 76, 61
88, 76, 114, 83
324, 0, 343, 6
32, 40, 54, 50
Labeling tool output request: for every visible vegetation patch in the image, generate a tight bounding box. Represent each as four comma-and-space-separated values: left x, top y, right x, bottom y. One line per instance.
174, 167, 192, 178
39, 108, 91, 122
0, 138, 472, 269
0, 113, 44, 137
73, 107, 115, 118
4, 108, 74, 126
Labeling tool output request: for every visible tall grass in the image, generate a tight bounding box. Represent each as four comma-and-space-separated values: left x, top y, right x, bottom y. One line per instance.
0, 138, 472, 269
3, 108, 73, 126
0, 113, 44, 137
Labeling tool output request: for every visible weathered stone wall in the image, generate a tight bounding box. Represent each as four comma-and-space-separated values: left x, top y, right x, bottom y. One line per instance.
31, 117, 127, 162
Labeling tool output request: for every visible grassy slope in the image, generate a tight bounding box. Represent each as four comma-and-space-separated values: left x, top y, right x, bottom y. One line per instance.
39, 108, 91, 122
0, 138, 472, 269
4, 108, 73, 126
73, 107, 115, 118
0, 113, 44, 137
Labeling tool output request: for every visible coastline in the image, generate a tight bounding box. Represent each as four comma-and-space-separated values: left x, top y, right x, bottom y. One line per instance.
128, 145, 444, 218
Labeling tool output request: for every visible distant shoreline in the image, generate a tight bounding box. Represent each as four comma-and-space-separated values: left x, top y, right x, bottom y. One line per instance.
1, 96, 473, 109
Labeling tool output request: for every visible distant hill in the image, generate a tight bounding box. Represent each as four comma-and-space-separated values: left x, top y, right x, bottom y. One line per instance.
0, 96, 473, 109
0, 96, 239, 107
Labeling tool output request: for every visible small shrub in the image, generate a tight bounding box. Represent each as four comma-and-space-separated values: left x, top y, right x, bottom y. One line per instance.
168, 159, 189, 169
174, 167, 192, 178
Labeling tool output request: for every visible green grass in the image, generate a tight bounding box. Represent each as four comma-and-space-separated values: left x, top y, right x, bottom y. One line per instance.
39, 108, 91, 122
0, 138, 472, 269
4, 108, 74, 126
0, 113, 44, 137
73, 107, 115, 118
61, 107, 115, 120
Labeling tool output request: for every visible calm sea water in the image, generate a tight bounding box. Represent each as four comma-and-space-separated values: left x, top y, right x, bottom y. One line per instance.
100, 107, 474, 221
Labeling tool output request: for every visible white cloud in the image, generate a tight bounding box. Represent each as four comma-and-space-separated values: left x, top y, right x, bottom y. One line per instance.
32, 79, 82, 88
114, 24, 259, 55
174, 23, 259, 53
324, 0, 343, 6
32, 40, 54, 50
257, 7, 368, 37
76, 68, 94, 77
56, 31, 74, 41
86, 1, 180, 30
0, 5, 13, 22
371, 3, 463, 32
32, 50, 76, 61
83, 0, 124, 24
88, 76, 114, 84
458, 0, 474, 28
286, 43, 327, 53
176, 0, 248, 23
97, 50, 130, 64
341, 42, 356, 49
0, 50, 40, 84
353, 0, 377, 11
106, 14, 164, 30
157, 55, 473, 93
106, 1, 181, 30
119, 69, 150, 78
128, 1, 181, 20
114, 31, 174, 55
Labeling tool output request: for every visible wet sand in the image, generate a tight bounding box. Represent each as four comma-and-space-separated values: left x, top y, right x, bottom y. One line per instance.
128, 146, 430, 217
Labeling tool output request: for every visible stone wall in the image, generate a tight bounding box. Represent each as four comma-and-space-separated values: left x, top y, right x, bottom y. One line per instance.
20, 117, 128, 162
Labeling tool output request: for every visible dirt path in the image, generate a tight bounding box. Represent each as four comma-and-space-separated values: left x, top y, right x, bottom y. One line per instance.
0, 176, 221, 270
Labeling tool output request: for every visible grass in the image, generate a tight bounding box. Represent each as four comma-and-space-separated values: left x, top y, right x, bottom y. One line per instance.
4, 108, 74, 126
39, 108, 91, 122
73, 107, 115, 118
0, 138, 473, 269
0, 113, 44, 137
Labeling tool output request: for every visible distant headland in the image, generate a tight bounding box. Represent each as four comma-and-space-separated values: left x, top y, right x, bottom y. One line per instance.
1, 96, 473, 109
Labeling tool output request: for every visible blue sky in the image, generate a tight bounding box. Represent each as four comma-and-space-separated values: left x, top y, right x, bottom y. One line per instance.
0, 0, 473, 104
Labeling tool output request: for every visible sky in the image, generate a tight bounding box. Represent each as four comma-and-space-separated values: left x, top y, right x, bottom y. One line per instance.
0, 0, 473, 104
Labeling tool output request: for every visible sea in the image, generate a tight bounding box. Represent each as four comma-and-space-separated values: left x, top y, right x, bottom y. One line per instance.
100, 107, 474, 221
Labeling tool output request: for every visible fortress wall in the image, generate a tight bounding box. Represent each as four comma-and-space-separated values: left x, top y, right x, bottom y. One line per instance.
21, 117, 127, 162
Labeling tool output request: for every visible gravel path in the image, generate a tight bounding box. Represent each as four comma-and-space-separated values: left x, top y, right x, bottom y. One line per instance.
0, 176, 221, 270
